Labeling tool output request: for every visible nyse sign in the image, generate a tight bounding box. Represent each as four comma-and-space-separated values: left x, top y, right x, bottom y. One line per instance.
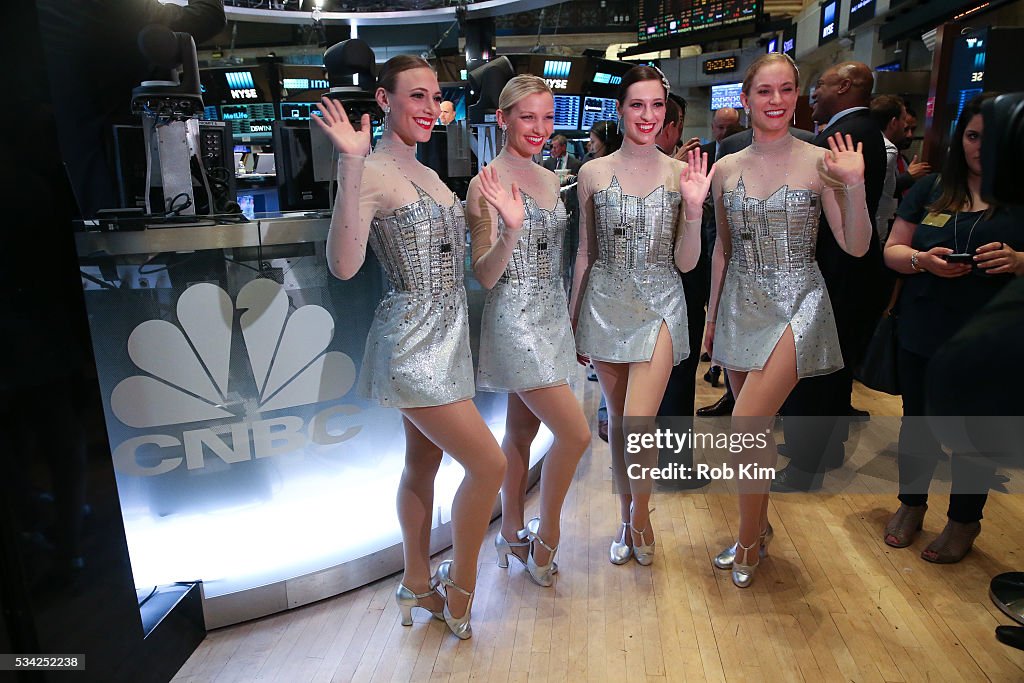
545, 78, 568, 90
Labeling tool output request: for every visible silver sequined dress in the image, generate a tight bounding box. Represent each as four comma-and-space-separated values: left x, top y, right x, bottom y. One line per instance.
713, 177, 843, 378
576, 176, 689, 365
358, 185, 476, 408
478, 193, 576, 392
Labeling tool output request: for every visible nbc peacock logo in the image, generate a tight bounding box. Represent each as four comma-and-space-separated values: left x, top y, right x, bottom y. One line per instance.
109, 280, 363, 477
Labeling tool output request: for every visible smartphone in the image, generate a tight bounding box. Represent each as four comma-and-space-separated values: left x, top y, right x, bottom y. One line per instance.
941, 253, 974, 264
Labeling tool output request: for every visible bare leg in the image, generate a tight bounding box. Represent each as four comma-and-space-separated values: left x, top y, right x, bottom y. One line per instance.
499, 393, 541, 562
729, 327, 799, 552
594, 361, 632, 530
516, 383, 591, 565
397, 416, 446, 613
402, 400, 506, 619
595, 323, 676, 547
622, 323, 675, 543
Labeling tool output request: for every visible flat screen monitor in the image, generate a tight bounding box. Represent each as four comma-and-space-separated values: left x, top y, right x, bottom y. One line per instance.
220, 103, 277, 141
580, 96, 619, 131
552, 94, 581, 130
279, 102, 325, 121
710, 82, 743, 110
278, 65, 330, 102
273, 121, 329, 211
638, 0, 760, 43
440, 86, 468, 123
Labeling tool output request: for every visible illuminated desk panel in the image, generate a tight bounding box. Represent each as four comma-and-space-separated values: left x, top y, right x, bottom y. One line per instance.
76, 217, 566, 627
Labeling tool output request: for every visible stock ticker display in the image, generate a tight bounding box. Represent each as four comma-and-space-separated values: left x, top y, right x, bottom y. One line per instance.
639, 0, 759, 42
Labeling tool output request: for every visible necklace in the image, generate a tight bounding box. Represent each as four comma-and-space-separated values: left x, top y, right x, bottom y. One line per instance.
953, 210, 983, 254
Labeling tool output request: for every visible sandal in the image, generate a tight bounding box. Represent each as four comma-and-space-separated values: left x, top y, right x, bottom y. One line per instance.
921, 520, 981, 564
884, 504, 927, 548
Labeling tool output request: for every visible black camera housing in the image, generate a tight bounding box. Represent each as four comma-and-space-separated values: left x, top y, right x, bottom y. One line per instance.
981, 93, 1024, 206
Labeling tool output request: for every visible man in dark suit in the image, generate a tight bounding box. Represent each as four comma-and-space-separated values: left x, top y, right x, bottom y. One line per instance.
542, 135, 582, 174
773, 61, 892, 492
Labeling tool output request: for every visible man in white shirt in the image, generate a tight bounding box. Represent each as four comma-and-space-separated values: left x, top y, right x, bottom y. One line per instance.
869, 94, 908, 243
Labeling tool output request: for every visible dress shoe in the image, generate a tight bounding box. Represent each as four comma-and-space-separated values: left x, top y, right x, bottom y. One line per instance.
703, 366, 722, 387
770, 464, 823, 493
995, 625, 1024, 651
696, 394, 734, 417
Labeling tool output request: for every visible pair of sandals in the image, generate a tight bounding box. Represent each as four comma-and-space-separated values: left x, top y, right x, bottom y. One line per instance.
884, 503, 981, 563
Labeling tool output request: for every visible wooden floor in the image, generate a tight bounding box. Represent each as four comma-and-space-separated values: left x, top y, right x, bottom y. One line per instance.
173, 365, 1024, 683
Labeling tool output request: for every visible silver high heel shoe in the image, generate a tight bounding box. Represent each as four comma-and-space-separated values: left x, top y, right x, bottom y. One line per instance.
630, 522, 656, 566
731, 537, 760, 588
713, 523, 773, 570
629, 503, 656, 566
519, 517, 558, 587
433, 560, 475, 640
495, 531, 530, 569
395, 582, 444, 626
609, 522, 632, 565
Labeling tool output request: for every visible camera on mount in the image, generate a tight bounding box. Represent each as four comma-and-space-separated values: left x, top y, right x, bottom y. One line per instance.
322, 38, 383, 129
130, 25, 204, 120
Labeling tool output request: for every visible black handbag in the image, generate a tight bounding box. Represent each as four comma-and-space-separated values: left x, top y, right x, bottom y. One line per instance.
856, 311, 901, 395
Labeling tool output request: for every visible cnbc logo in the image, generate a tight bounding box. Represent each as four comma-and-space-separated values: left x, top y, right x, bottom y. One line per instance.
110, 280, 363, 476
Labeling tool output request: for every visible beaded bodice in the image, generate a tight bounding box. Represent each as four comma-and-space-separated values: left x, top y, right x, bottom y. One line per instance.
593, 176, 681, 270
498, 193, 567, 286
369, 185, 465, 295
721, 176, 821, 274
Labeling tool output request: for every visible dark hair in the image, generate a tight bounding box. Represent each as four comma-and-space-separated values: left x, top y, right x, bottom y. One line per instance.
929, 92, 999, 216
741, 53, 799, 95
590, 119, 623, 156
905, 106, 918, 119
664, 96, 685, 128
869, 94, 905, 132
377, 55, 432, 93
617, 65, 668, 105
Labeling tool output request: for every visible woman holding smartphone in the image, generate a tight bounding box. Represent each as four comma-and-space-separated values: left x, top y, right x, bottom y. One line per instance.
882, 91, 1024, 563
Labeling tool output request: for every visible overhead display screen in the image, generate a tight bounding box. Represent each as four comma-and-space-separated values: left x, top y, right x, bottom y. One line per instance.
710, 82, 743, 110
848, 0, 876, 30
220, 103, 277, 141
638, 0, 761, 43
553, 95, 581, 130
819, 0, 840, 46
580, 96, 619, 131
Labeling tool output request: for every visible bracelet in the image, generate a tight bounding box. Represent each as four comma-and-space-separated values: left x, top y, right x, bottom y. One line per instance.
910, 251, 923, 273
842, 181, 865, 191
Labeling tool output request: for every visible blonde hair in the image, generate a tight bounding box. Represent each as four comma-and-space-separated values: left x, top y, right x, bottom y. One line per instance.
497, 75, 552, 114
741, 53, 800, 95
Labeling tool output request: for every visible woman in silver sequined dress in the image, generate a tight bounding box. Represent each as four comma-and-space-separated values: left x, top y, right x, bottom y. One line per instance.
705, 54, 871, 587
569, 66, 713, 567
466, 76, 590, 588
315, 56, 505, 639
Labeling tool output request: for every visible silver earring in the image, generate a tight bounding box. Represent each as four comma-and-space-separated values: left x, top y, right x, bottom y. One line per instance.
382, 105, 391, 130
744, 107, 751, 117
616, 118, 623, 134
500, 125, 507, 148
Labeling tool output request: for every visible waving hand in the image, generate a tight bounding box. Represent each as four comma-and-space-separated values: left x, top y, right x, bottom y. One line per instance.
313, 96, 371, 156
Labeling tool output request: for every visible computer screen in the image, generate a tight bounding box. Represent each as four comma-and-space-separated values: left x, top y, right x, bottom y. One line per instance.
580, 96, 619, 131
440, 86, 468, 123
220, 103, 277, 141
710, 83, 743, 110
553, 95, 581, 130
